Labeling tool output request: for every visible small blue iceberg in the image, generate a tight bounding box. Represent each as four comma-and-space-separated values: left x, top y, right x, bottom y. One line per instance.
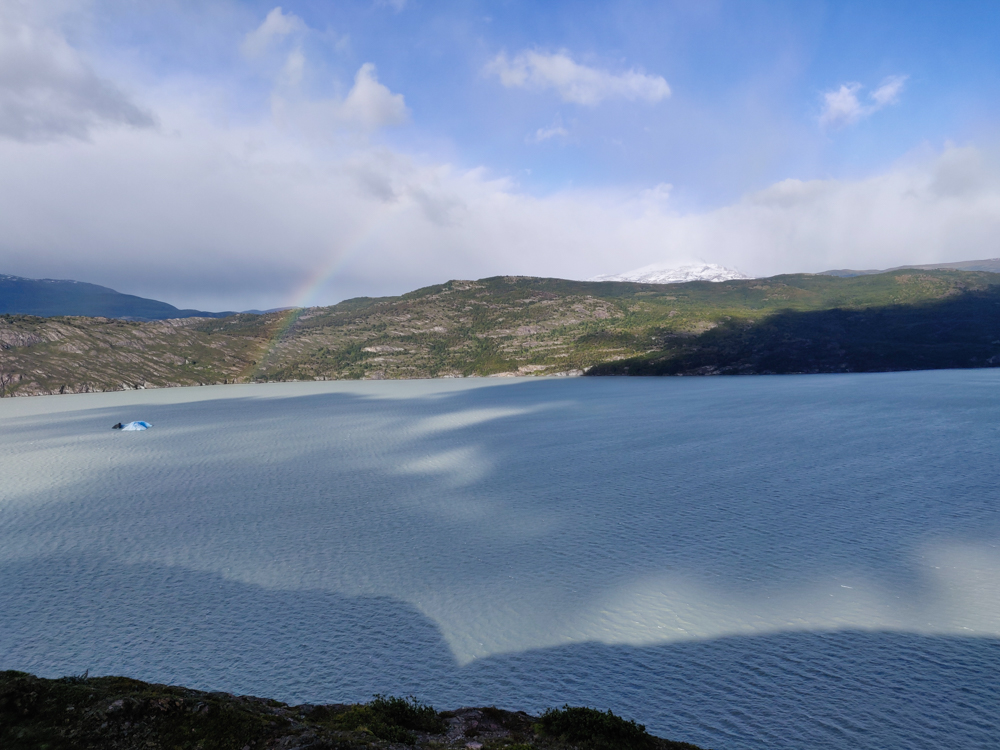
113, 421, 152, 431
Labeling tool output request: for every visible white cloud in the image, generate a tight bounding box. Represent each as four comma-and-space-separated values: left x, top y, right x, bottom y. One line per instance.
273, 62, 408, 134
486, 50, 670, 106
336, 63, 408, 128
528, 118, 569, 143
282, 47, 305, 87
239, 7, 406, 136
870, 75, 907, 107
0, 14, 154, 141
820, 75, 908, 128
240, 7, 306, 59
819, 82, 864, 127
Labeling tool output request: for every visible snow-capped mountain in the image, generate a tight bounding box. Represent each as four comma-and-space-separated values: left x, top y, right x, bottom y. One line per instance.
590, 262, 751, 284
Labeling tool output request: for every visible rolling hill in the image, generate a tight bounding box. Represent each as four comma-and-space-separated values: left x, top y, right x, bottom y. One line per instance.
2, 269, 1000, 396
820, 257, 1000, 277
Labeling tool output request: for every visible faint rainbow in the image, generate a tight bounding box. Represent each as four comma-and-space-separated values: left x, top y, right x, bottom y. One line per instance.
244, 209, 398, 380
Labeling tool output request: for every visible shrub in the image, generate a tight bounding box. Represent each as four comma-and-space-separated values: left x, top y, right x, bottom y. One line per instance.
536, 705, 655, 750
333, 694, 445, 744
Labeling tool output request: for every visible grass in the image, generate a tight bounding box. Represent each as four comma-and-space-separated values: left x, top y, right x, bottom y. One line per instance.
312, 694, 447, 744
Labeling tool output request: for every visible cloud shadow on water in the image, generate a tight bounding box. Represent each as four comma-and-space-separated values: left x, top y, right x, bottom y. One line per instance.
7, 377, 995, 600
0, 555, 997, 750
3, 375, 1000, 749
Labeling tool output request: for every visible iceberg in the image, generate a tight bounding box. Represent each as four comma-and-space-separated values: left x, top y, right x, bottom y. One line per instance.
114, 421, 152, 431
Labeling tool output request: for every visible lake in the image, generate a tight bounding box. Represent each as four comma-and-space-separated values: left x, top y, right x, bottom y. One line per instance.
1, 372, 998, 749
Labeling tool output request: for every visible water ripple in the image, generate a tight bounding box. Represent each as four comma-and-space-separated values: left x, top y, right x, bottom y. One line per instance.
1, 372, 999, 748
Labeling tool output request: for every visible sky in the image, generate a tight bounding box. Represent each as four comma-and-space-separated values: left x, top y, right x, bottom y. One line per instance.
1, 0, 1000, 310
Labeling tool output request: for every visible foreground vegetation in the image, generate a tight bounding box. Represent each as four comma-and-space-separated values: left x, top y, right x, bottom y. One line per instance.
0, 670, 705, 750
3, 269, 1000, 396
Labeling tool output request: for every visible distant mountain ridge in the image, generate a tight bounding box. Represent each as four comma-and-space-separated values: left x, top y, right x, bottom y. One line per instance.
0, 274, 235, 320
590, 262, 750, 284
820, 258, 1000, 277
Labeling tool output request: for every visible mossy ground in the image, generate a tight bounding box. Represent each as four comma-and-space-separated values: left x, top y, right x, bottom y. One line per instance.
0, 671, 708, 750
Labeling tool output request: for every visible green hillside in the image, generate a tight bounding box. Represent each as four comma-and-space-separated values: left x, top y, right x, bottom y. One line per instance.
2, 269, 1000, 397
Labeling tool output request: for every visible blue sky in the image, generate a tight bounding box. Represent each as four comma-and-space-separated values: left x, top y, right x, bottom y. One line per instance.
92, 0, 997, 200
1, 0, 999, 309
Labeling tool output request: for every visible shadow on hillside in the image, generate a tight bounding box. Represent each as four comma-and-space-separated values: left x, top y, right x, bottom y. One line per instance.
589, 285, 1000, 375
0, 555, 997, 750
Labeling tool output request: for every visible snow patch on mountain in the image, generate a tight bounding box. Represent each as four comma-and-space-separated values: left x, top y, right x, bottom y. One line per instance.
590, 262, 751, 284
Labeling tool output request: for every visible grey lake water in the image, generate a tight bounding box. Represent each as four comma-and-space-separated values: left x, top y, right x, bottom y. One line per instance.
1, 371, 998, 749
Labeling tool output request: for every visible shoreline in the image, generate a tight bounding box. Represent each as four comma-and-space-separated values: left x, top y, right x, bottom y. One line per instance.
3, 362, 1000, 400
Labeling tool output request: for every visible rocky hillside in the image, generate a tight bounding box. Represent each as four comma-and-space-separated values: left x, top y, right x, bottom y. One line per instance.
2, 270, 1000, 397
0, 670, 704, 750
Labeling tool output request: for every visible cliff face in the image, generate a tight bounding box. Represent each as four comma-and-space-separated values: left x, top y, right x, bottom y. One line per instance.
0, 670, 705, 750
3, 270, 1000, 397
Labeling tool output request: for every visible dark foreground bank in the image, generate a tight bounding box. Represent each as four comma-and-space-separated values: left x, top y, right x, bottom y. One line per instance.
0, 671, 706, 750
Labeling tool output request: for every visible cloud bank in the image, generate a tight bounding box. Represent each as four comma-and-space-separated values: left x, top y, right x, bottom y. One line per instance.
486, 50, 671, 106
2, 112, 998, 311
